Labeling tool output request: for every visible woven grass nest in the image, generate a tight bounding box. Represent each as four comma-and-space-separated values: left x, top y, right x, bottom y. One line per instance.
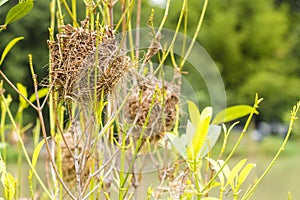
60, 131, 84, 185
124, 75, 180, 143
48, 22, 131, 102
59, 123, 94, 187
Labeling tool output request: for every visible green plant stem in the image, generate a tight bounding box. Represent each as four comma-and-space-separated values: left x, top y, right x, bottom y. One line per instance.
0, 97, 7, 162
108, 0, 114, 28
81, 92, 131, 194
180, 1, 188, 66
152, 0, 187, 75
118, 131, 127, 200
135, 0, 142, 58
28, 54, 76, 200
61, 0, 79, 27
180, 0, 208, 69
71, 0, 77, 27
0, 71, 37, 110
120, 88, 159, 199
201, 95, 263, 193
0, 93, 52, 199
242, 102, 300, 200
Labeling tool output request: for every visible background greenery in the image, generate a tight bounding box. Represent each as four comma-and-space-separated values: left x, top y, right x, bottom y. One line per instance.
1, 0, 300, 126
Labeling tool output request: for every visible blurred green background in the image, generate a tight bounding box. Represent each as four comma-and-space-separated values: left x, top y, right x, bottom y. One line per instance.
1, 0, 300, 124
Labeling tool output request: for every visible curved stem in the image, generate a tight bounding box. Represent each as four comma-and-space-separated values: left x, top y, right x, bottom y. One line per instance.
180, 0, 208, 69
201, 95, 263, 193
242, 102, 300, 200
1, 93, 52, 199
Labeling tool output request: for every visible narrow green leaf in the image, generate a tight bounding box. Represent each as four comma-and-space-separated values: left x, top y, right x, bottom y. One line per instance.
237, 163, 256, 189
29, 88, 49, 103
217, 160, 231, 181
0, 0, 9, 7
31, 139, 45, 168
0, 37, 24, 65
16, 83, 28, 109
226, 159, 247, 188
4, 0, 33, 25
212, 105, 258, 124
165, 133, 187, 158
206, 158, 225, 186
187, 107, 212, 160
4, 173, 16, 200
200, 125, 221, 158
186, 120, 195, 145
201, 197, 219, 200
187, 100, 201, 127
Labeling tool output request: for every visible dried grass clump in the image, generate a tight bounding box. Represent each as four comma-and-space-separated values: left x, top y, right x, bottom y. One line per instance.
75, 39, 131, 101
48, 23, 96, 99
125, 75, 180, 143
48, 22, 131, 102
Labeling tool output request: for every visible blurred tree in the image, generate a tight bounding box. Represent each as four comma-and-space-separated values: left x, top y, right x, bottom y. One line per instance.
0, 0, 50, 124
162, 0, 300, 122
0, 0, 50, 86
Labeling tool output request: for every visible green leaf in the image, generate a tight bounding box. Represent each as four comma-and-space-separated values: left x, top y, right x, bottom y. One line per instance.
16, 83, 28, 109
212, 105, 258, 124
199, 125, 221, 158
4, 0, 33, 26
29, 88, 49, 103
4, 173, 16, 200
187, 100, 201, 127
0, 94, 12, 111
237, 163, 256, 189
0, 37, 24, 65
206, 158, 225, 186
186, 120, 195, 145
187, 107, 212, 160
0, 0, 9, 7
31, 139, 45, 168
217, 160, 231, 181
166, 133, 187, 158
226, 159, 247, 188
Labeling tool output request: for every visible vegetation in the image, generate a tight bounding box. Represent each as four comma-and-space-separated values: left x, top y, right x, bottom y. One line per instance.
0, 0, 299, 199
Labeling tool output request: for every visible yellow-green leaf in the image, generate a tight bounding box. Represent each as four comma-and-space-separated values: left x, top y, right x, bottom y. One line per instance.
187, 100, 201, 127
217, 160, 231, 182
201, 197, 219, 200
226, 159, 247, 188
206, 158, 225, 186
29, 88, 49, 103
16, 83, 28, 109
0, 37, 24, 65
4, 173, 16, 200
200, 125, 221, 158
0, 0, 9, 7
187, 107, 212, 160
237, 163, 256, 189
212, 105, 258, 124
31, 139, 45, 168
4, 0, 33, 25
